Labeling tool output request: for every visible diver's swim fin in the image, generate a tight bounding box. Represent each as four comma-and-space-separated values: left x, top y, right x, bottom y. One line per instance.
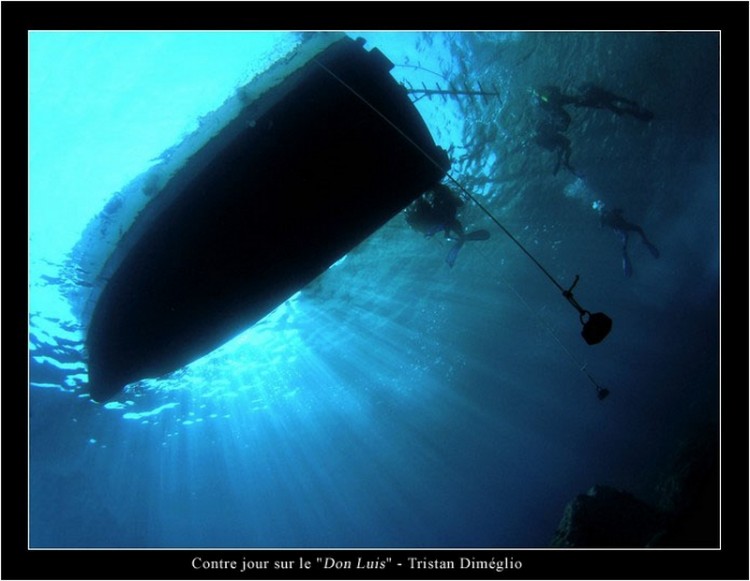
445, 230, 489, 267
464, 229, 490, 241
632, 108, 654, 122
622, 253, 633, 278
645, 242, 660, 259
424, 224, 444, 238
445, 239, 464, 268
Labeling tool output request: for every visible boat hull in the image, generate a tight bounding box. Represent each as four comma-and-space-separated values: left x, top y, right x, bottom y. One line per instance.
79, 35, 449, 401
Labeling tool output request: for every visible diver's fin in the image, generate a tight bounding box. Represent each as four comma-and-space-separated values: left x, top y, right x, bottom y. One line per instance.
623, 252, 633, 278
445, 239, 465, 268
632, 108, 654, 122
464, 229, 490, 241
645, 242, 660, 259
424, 224, 444, 238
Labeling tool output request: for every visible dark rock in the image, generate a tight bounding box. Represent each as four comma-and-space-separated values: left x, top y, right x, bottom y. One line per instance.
655, 426, 718, 515
551, 485, 666, 548
551, 425, 719, 548
651, 425, 719, 547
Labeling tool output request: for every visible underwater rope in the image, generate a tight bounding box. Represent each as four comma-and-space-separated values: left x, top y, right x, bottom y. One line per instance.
475, 246, 611, 400
314, 59, 612, 346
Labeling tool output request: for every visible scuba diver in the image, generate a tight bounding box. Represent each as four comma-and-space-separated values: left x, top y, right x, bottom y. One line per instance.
530, 86, 582, 177
533, 121, 580, 177
573, 83, 654, 122
405, 183, 490, 267
532, 85, 579, 132
594, 201, 660, 278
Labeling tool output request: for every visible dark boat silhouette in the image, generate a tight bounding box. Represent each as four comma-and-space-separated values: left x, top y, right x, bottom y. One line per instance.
66, 33, 449, 402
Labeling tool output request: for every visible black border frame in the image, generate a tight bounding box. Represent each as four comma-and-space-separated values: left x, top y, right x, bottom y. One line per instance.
4, 2, 747, 579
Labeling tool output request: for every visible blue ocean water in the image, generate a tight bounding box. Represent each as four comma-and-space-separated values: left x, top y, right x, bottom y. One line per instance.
28, 31, 719, 548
